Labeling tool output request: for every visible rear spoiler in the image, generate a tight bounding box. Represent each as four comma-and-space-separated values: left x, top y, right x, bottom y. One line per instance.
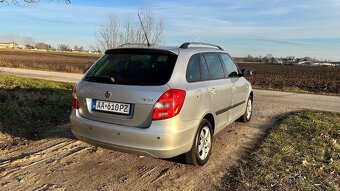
105, 48, 178, 56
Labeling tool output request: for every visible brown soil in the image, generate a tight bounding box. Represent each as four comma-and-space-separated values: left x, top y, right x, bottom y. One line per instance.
239, 63, 340, 95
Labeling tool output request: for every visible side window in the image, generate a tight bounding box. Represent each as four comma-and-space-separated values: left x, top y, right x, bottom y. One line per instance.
220, 54, 239, 77
203, 53, 225, 80
186, 55, 201, 82
199, 54, 209, 81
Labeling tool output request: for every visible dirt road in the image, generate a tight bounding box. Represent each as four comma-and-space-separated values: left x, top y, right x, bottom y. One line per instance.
1, 67, 339, 190
0, 67, 83, 83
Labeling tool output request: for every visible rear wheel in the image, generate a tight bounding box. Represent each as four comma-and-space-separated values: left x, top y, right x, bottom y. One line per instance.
185, 119, 212, 166
238, 96, 252, 122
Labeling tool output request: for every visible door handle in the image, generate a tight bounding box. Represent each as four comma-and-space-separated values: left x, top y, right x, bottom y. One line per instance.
210, 88, 217, 95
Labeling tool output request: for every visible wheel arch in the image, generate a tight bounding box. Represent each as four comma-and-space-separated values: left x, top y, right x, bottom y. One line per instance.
202, 113, 215, 135
249, 91, 253, 101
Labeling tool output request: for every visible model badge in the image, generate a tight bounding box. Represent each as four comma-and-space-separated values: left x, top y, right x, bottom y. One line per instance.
141, 98, 154, 103
105, 91, 112, 98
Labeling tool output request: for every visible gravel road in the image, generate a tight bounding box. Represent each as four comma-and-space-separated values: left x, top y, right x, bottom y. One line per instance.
0, 67, 339, 190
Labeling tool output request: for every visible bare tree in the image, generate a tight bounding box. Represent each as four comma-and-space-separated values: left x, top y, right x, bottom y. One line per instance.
73, 45, 79, 51
94, 15, 121, 51
58, 44, 70, 51
92, 8, 164, 52
35, 42, 50, 50
137, 8, 164, 45
0, 0, 70, 5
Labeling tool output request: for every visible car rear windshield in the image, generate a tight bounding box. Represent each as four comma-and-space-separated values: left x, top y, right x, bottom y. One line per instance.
84, 49, 178, 86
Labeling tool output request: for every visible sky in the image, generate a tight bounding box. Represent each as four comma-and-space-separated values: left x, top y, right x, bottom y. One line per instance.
0, 0, 340, 61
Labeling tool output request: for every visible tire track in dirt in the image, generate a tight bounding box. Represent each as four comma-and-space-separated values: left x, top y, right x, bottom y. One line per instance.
0, 140, 73, 164
0, 139, 94, 190
0, 140, 79, 180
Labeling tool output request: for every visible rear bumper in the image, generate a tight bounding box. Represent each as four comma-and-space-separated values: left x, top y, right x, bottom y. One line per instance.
70, 110, 198, 158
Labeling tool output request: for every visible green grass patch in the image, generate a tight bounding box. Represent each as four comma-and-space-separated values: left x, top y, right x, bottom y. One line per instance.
222, 111, 340, 190
0, 74, 73, 139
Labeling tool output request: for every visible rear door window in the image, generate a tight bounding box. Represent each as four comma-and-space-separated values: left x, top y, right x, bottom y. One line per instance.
203, 53, 225, 80
84, 50, 177, 86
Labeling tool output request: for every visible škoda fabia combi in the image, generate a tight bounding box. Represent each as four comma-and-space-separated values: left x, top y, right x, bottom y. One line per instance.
70, 42, 253, 166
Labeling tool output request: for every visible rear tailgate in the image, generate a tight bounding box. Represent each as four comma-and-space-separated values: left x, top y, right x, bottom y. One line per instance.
77, 81, 169, 127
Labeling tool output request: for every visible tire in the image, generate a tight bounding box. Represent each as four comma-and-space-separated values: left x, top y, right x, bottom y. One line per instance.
185, 119, 213, 166
238, 96, 253, 122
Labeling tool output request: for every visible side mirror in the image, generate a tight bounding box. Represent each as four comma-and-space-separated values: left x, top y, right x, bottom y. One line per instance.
242, 69, 252, 77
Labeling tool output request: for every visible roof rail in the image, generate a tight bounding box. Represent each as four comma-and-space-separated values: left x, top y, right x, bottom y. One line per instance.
118, 42, 153, 48
179, 42, 224, 50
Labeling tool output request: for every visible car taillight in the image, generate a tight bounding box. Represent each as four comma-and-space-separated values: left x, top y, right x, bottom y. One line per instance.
72, 86, 79, 109
152, 89, 186, 120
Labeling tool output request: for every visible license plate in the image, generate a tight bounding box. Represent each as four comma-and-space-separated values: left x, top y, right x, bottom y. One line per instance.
92, 100, 130, 115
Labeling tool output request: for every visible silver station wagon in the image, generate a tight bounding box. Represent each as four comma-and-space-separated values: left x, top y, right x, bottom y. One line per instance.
70, 42, 253, 166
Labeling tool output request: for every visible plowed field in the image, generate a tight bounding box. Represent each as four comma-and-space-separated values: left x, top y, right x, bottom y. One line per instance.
0, 50, 99, 73
238, 63, 340, 95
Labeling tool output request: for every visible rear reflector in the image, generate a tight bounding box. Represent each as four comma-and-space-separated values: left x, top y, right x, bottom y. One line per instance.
152, 89, 186, 120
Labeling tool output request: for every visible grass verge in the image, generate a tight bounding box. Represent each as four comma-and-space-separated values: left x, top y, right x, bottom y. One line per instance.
0, 74, 72, 142
221, 111, 340, 190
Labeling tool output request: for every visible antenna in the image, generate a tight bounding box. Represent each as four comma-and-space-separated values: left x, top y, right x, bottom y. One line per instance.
138, 13, 151, 47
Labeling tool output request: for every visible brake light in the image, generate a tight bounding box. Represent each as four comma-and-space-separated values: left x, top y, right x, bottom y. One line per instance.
152, 89, 186, 120
72, 86, 79, 109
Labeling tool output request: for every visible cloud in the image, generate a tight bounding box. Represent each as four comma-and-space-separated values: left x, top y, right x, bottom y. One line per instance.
244, 34, 308, 46
255, 7, 292, 16
25, 15, 77, 25
154, 1, 340, 40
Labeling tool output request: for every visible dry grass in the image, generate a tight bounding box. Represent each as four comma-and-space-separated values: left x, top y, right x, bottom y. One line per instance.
221, 111, 340, 190
0, 49, 100, 73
